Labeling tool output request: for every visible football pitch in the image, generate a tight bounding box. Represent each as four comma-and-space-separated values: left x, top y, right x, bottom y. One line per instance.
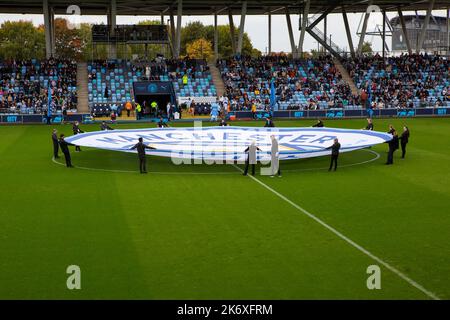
0, 118, 449, 300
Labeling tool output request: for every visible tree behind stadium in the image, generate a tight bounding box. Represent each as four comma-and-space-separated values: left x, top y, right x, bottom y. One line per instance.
0, 21, 45, 60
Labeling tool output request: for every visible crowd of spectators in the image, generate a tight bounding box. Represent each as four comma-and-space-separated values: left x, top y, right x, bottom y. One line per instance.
88, 57, 210, 83
0, 58, 78, 114
343, 53, 449, 109
218, 55, 356, 111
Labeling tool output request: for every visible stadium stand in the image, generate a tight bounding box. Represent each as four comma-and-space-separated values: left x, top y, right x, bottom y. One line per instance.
343, 54, 450, 108
217, 55, 359, 111
0, 59, 78, 115
87, 58, 217, 116
86, 54, 449, 117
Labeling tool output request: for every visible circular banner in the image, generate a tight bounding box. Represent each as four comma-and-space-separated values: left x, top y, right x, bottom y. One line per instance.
65, 126, 392, 161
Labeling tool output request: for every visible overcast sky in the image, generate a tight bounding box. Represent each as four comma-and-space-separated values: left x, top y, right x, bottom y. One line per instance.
0, 10, 448, 54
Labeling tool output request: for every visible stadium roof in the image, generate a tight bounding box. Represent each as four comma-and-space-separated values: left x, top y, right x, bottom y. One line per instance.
0, 0, 449, 16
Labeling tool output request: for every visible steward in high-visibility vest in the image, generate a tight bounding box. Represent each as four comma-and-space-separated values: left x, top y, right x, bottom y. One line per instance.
182, 74, 188, 86
151, 101, 158, 117
135, 103, 142, 120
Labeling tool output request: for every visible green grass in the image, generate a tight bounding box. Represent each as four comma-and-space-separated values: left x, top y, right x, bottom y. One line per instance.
0, 118, 449, 299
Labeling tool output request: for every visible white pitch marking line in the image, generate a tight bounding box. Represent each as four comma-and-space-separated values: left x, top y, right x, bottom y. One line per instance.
283, 149, 380, 172
51, 157, 235, 175
232, 164, 440, 300
51, 149, 379, 175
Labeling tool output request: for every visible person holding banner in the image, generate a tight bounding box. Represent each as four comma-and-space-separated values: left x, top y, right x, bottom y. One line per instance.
312, 120, 324, 127
364, 118, 374, 131
58, 134, 74, 168
130, 137, 156, 174
72, 121, 84, 152
270, 135, 281, 178
326, 138, 341, 172
399, 126, 410, 159
264, 117, 275, 128
51, 129, 59, 159
385, 131, 400, 165
157, 117, 169, 128
388, 124, 396, 135
100, 121, 113, 131
243, 141, 261, 176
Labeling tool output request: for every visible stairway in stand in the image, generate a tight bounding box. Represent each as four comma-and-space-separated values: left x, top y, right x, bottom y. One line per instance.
208, 62, 226, 97
76, 62, 89, 114
334, 58, 359, 96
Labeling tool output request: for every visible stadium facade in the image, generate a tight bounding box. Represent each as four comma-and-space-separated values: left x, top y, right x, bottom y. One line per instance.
391, 15, 450, 53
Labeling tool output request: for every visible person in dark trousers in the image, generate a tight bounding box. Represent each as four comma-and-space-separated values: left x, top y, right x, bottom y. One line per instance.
399, 126, 410, 159
312, 119, 324, 127
100, 121, 113, 131
385, 130, 400, 165
58, 134, 74, 168
387, 124, 395, 135
243, 141, 261, 176
219, 119, 228, 126
326, 138, 341, 171
130, 137, 156, 174
45, 114, 51, 125
157, 117, 169, 128
104, 85, 109, 99
364, 118, 374, 131
52, 129, 59, 159
264, 117, 275, 128
72, 121, 84, 152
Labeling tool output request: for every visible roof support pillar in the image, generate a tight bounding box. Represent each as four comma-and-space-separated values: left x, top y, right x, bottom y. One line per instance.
342, 7, 355, 58
298, 0, 310, 57
357, 0, 372, 55
50, 6, 55, 57
228, 10, 237, 56
285, 8, 297, 58
447, 7, 449, 56
397, 8, 412, 54
214, 11, 219, 60
268, 11, 272, 55
169, 10, 176, 57
107, 0, 117, 59
382, 10, 386, 59
43, 0, 54, 59
175, 0, 183, 58
417, 0, 435, 53
236, 1, 247, 55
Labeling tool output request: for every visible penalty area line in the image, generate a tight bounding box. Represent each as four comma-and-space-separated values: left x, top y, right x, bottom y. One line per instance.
232, 164, 440, 300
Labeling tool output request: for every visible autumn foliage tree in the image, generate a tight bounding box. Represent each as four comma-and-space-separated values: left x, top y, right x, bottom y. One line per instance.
186, 38, 214, 60
0, 21, 45, 60
54, 18, 89, 60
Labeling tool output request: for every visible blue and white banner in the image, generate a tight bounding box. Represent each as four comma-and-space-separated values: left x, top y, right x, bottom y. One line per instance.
65, 127, 392, 162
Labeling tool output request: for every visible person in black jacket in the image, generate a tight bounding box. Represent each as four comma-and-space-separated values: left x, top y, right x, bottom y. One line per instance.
312, 119, 324, 127
100, 121, 113, 131
72, 121, 84, 152
386, 130, 400, 165
326, 138, 341, 171
52, 129, 60, 159
387, 124, 395, 135
130, 137, 156, 174
363, 118, 374, 130
399, 126, 410, 159
58, 134, 74, 168
157, 117, 169, 128
264, 117, 275, 128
